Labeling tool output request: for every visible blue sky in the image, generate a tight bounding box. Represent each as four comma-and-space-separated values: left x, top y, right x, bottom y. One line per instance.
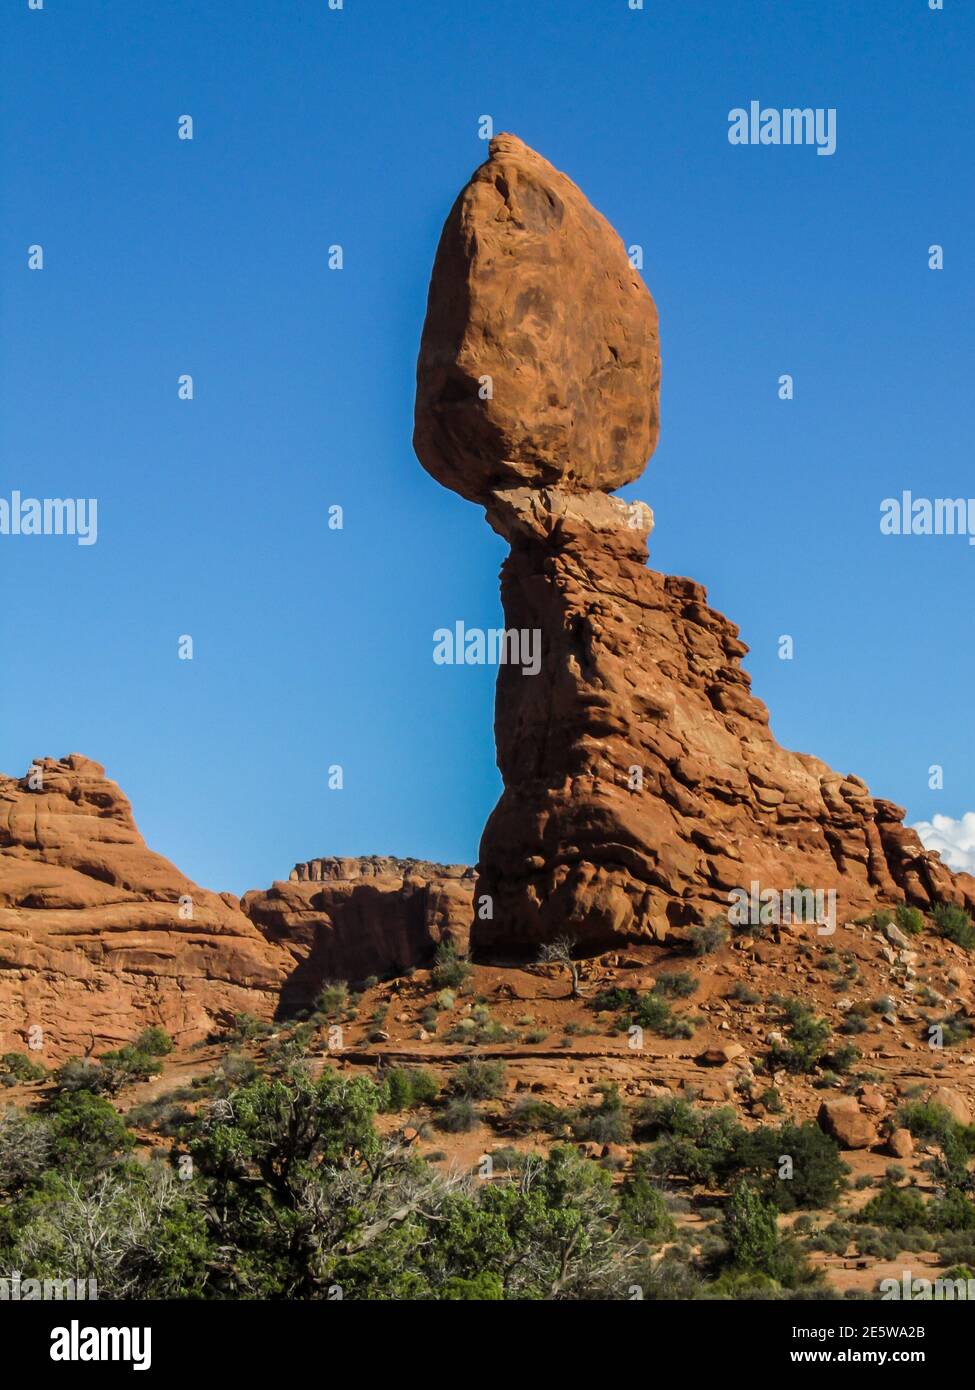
2, 0, 972, 894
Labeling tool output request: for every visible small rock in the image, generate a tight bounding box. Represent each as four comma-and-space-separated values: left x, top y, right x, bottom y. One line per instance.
887, 1128, 914, 1159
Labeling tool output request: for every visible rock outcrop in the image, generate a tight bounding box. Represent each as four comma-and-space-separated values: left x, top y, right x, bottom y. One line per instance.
241, 857, 473, 1012
0, 755, 291, 1060
413, 134, 975, 957
0, 760, 476, 1057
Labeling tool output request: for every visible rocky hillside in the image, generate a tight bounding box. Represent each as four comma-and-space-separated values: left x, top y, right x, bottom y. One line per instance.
0, 756, 472, 1059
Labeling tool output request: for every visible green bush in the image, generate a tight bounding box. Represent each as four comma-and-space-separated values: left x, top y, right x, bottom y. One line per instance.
895, 1100, 960, 1144
932, 903, 975, 952
0, 1052, 47, 1084
895, 905, 926, 936
857, 1182, 927, 1230
452, 1060, 506, 1100
379, 1067, 440, 1112
735, 1121, 849, 1212
619, 1166, 675, 1242
652, 972, 699, 1000
768, 1003, 832, 1074
48, 1089, 135, 1174
723, 1181, 779, 1270
314, 980, 349, 1018
134, 1027, 174, 1057
430, 942, 472, 990
434, 1097, 478, 1133
571, 1084, 632, 1145
506, 1096, 569, 1136
688, 921, 727, 956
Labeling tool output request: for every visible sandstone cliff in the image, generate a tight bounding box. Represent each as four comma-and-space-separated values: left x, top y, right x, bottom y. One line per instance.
0, 757, 475, 1057
0, 755, 291, 1059
241, 857, 472, 1013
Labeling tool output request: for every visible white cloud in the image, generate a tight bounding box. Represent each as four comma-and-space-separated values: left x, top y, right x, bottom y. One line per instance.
913, 812, 975, 875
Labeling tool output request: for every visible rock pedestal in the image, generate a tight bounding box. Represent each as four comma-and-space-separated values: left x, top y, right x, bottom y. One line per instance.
414, 135, 975, 957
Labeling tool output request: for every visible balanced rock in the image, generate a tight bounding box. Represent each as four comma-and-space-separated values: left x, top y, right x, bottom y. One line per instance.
413, 134, 975, 957
414, 133, 660, 504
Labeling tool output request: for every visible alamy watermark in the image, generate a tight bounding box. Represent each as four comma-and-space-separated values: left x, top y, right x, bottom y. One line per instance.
0, 492, 97, 545
433, 621, 541, 676
880, 492, 975, 545
728, 881, 836, 935
880, 1269, 975, 1300
728, 102, 836, 156
1, 1270, 98, 1300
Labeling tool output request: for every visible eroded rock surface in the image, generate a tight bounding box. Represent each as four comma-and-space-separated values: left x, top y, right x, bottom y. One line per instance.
242, 857, 473, 1011
414, 134, 660, 504
0, 755, 291, 1059
0, 760, 476, 1056
414, 135, 975, 957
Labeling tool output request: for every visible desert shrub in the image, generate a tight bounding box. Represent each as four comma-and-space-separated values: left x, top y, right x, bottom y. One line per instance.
834, 1011, 867, 1034
228, 1013, 273, 1042
652, 972, 699, 1000
632, 1095, 701, 1142
734, 1121, 848, 1212
134, 1027, 174, 1057
619, 1165, 675, 1242
590, 986, 639, 1012
723, 1181, 779, 1270
932, 903, 975, 952
506, 1096, 569, 1136
452, 1060, 506, 1100
54, 1057, 122, 1095
895, 905, 926, 936
857, 1183, 928, 1230
895, 1100, 963, 1145
759, 1087, 784, 1114
0, 1052, 47, 1085
823, 1042, 861, 1075
47, 1090, 135, 1175
98, 1045, 164, 1084
688, 921, 727, 956
430, 942, 472, 990
720, 1181, 818, 1290
0, 1106, 53, 1194
927, 1190, 975, 1233
379, 1067, 440, 1112
524, 1028, 549, 1044
767, 1003, 832, 1074
314, 981, 349, 1018
931, 1014, 973, 1048
572, 1084, 632, 1145
643, 1108, 743, 1187
435, 1097, 478, 1133
126, 1097, 194, 1137
729, 982, 761, 1005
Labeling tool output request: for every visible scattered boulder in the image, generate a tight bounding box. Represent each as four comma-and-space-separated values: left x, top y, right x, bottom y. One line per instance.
698, 1042, 747, 1066
887, 1128, 915, 1159
817, 1097, 879, 1150
927, 1086, 972, 1127
858, 1084, 888, 1115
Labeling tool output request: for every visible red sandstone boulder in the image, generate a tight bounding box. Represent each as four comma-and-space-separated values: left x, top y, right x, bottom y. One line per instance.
414, 134, 660, 505
818, 1098, 878, 1150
